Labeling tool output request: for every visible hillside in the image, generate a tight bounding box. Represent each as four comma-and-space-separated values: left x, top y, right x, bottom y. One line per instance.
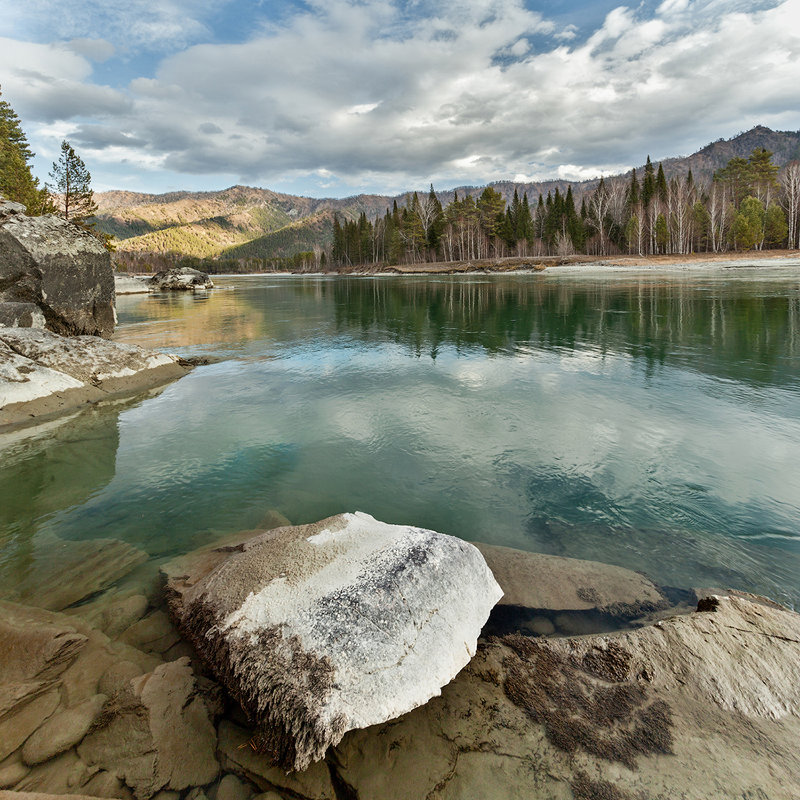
94, 126, 800, 261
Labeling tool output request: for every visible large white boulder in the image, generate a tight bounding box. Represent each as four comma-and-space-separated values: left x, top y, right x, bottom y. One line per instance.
164, 511, 503, 771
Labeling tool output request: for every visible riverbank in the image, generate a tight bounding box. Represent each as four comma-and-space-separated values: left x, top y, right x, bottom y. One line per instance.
120, 249, 800, 279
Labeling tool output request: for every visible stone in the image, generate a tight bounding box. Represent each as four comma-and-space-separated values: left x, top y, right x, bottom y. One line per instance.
215, 774, 251, 800
0, 691, 61, 763
22, 694, 107, 766
78, 657, 219, 799
0, 198, 114, 337
0, 302, 46, 329
99, 595, 150, 639
217, 721, 335, 800
0, 601, 87, 717
0, 794, 116, 800
522, 615, 555, 636
150, 790, 180, 800
12, 749, 89, 795
150, 267, 214, 291
326, 591, 800, 800
97, 661, 146, 698
118, 611, 179, 654
0, 754, 30, 789
80, 769, 135, 799
0, 327, 191, 430
0, 533, 147, 612
113, 274, 151, 295
475, 542, 668, 616
165, 511, 503, 771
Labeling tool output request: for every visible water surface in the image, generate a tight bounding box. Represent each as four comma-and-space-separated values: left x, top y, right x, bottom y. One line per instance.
2, 267, 799, 608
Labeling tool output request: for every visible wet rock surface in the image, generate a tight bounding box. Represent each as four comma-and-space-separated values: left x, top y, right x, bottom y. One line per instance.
149, 267, 213, 291
164, 511, 503, 771
1, 519, 799, 800
0, 327, 191, 429
0, 533, 147, 612
0, 198, 114, 337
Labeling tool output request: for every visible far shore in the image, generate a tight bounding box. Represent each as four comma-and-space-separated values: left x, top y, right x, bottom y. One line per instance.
122, 249, 800, 279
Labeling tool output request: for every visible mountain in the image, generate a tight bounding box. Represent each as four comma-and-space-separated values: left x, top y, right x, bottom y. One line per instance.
94, 126, 800, 260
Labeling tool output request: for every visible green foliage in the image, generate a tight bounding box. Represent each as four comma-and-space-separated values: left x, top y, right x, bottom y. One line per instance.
763, 202, 787, 247
49, 140, 98, 224
0, 86, 53, 215
731, 196, 764, 250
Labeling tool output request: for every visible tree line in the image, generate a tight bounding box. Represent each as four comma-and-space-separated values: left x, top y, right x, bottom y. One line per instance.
332, 150, 800, 267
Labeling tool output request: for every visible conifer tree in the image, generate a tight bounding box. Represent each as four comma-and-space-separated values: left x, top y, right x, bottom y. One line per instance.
627, 168, 640, 208
656, 163, 668, 204
49, 140, 98, 225
642, 156, 655, 207
0, 86, 53, 215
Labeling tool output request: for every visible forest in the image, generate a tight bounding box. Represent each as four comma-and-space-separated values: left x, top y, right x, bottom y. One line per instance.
330, 151, 800, 268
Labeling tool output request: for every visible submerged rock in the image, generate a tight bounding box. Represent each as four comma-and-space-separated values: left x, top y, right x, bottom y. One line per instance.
476, 542, 669, 616
0, 197, 114, 337
0, 533, 147, 612
0, 327, 191, 429
150, 267, 213, 291
164, 511, 503, 771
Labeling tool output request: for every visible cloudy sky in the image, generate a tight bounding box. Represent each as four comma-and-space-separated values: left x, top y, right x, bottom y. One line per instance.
1, 0, 799, 197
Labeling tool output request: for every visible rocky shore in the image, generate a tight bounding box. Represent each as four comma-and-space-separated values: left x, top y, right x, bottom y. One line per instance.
1, 512, 798, 800
0, 197, 197, 431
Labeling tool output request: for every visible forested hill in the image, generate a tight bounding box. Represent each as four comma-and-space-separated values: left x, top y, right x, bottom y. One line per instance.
95, 126, 800, 261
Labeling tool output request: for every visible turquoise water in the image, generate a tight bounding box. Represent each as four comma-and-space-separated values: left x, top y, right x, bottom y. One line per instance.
2, 267, 799, 608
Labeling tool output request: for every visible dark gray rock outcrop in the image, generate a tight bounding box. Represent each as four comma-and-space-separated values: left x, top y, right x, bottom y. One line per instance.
0, 198, 114, 338
163, 511, 503, 771
150, 267, 213, 291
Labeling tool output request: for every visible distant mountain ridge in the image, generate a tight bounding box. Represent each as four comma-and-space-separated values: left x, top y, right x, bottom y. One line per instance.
94, 126, 800, 260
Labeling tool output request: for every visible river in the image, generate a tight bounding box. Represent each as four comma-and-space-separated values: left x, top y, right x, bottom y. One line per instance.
2, 266, 799, 609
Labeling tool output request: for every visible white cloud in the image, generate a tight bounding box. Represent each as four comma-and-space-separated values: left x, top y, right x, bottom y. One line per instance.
3, 0, 800, 194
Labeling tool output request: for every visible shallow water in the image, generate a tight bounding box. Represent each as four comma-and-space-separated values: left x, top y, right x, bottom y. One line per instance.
2, 267, 800, 608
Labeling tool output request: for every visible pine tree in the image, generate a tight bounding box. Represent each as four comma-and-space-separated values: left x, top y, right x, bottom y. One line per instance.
656, 163, 668, 204
0, 85, 53, 215
642, 156, 655, 207
49, 140, 98, 225
627, 168, 640, 208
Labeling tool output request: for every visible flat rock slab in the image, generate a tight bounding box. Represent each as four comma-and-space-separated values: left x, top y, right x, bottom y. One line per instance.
78, 658, 219, 799
0, 327, 191, 430
165, 511, 503, 771
475, 542, 668, 616
0, 533, 148, 612
22, 694, 106, 765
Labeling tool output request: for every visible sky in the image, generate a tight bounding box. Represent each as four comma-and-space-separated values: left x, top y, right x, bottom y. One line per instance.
1, 0, 799, 198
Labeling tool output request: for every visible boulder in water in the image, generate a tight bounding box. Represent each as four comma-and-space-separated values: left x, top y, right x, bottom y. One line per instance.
149, 267, 213, 291
164, 511, 503, 771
